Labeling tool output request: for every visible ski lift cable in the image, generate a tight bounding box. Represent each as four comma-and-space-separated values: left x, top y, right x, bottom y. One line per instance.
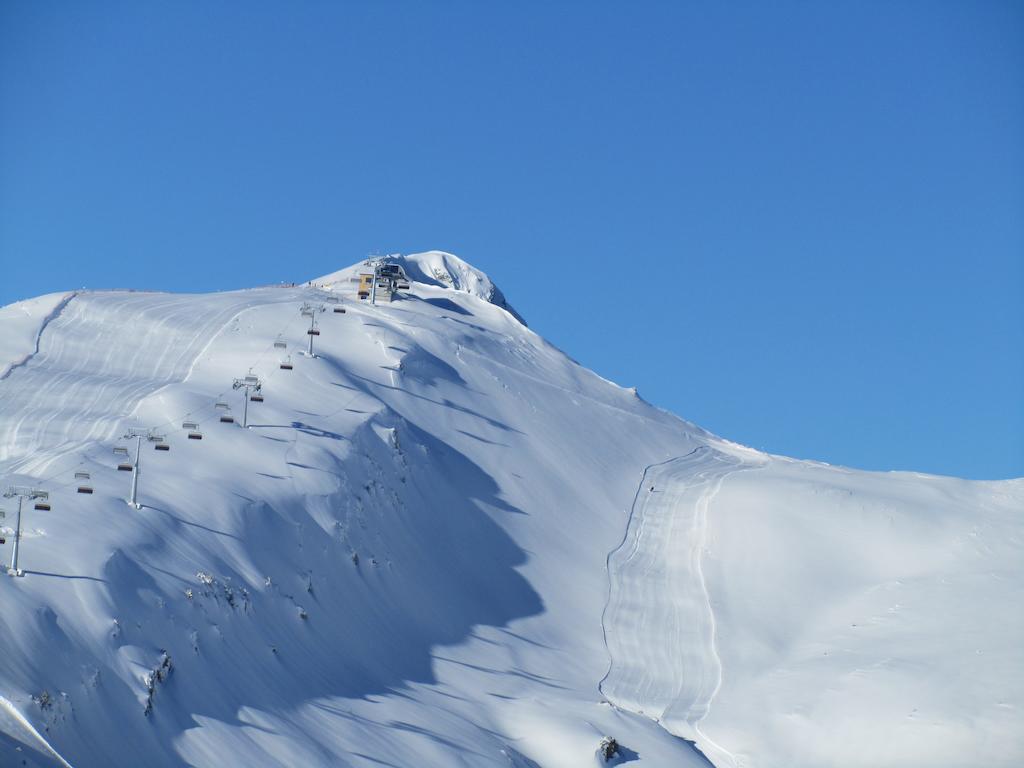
166, 286, 351, 434
48, 286, 342, 480
16, 286, 341, 490
119, 302, 308, 440
155, 299, 313, 435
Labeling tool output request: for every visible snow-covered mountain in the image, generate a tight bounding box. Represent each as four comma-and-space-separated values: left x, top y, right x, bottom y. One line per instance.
0, 251, 1020, 768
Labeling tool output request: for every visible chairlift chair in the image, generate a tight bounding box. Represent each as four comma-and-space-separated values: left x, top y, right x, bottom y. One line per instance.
280, 357, 294, 371
333, 306, 346, 313
215, 401, 229, 410
114, 446, 133, 470
183, 421, 203, 440
307, 328, 320, 336
75, 471, 94, 494
219, 414, 235, 424
250, 393, 264, 403
154, 442, 170, 451
34, 502, 51, 511
274, 339, 287, 349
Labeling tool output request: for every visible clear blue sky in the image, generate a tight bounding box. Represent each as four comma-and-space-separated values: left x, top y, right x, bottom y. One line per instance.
2, 1, 1021, 479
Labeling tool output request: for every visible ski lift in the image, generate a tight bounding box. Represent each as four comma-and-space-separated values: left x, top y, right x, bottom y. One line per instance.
280, 357, 293, 371
307, 328, 320, 336
113, 446, 132, 471
75, 471, 94, 494
274, 338, 287, 349
243, 375, 259, 386
250, 393, 264, 403
154, 442, 170, 451
215, 401, 229, 410
332, 306, 346, 313
219, 413, 235, 424
183, 421, 203, 440
357, 274, 373, 299
34, 502, 51, 511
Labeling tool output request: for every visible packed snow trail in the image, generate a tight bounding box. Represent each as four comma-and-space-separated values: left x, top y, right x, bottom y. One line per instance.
0, 695, 74, 768
0, 292, 76, 382
601, 445, 755, 766
0, 288, 301, 471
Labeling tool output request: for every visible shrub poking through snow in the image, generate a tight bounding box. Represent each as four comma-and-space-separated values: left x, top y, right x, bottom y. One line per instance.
599, 736, 619, 761
192, 571, 251, 612
143, 651, 173, 716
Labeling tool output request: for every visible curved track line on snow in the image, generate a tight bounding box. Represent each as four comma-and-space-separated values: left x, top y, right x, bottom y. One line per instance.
0, 292, 77, 382
598, 449, 698, 695
0, 290, 301, 476
689, 464, 741, 768
600, 446, 752, 767
0, 695, 75, 768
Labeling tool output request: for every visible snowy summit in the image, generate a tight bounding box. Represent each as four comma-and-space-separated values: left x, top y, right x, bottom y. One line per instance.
0, 251, 1020, 768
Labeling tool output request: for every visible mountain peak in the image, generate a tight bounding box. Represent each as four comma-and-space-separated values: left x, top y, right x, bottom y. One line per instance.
314, 250, 526, 325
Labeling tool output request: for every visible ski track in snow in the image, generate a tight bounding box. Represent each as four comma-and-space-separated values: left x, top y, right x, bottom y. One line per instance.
0, 695, 75, 768
0, 292, 77, 382
600, 445, 752, 767
0, 289, 296, 475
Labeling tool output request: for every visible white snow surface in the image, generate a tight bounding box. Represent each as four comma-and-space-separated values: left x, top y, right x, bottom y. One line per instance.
0, 254, 1020, 768
0, 292, 75, 381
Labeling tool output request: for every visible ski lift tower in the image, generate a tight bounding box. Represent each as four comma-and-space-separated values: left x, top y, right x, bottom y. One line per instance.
232, 372, 262, 428
121, 427, 167, 509
371, 262, 410, 305
3, 486, 49, 576
300, 303, 325, 357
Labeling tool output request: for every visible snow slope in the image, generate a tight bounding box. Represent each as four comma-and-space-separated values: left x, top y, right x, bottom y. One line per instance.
0, 251, 1020, 768
0, 292, 75, 381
